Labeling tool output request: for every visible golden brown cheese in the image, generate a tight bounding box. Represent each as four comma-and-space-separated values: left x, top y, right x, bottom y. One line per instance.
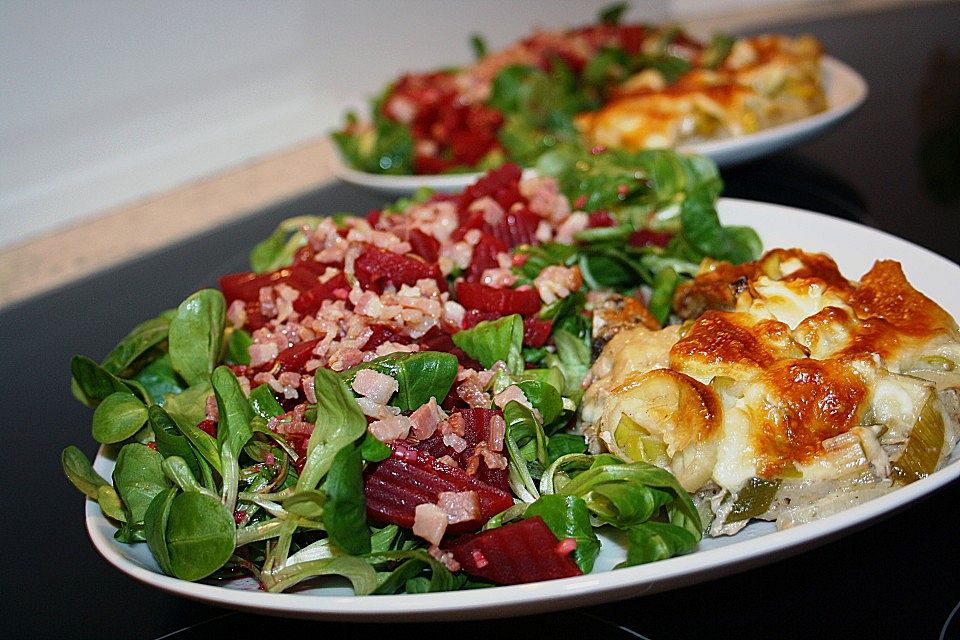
574, 34, 827, 151
753, 358, 868, 477
673, 248, 853, 321
580, 249, 960, 511
851, 260, 958, 336
670, 310, 806, 381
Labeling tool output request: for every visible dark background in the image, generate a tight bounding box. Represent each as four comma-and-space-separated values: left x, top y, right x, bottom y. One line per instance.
2, 3, 958, 638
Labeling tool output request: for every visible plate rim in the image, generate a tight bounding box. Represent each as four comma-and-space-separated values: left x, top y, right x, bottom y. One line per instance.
330, 55, 869, 194
84, 198, 958, 621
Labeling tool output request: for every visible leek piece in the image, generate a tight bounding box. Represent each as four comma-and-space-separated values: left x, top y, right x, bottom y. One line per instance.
615, 414, 668, 465
890, 396, 944, 485
724, 477, 782, 524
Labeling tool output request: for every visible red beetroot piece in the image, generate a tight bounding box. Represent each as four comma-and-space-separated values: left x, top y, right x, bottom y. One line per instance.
363, 445, 513, 534
292, 272, 349, 316
455, 281, 541, 316
354, 244, 445, 293
411, 408, 509, 491
458, 204, 543, 249
271, 338, 321, 374
457, 163, 524, 214
444, 516, 582, 585
463, 232, 508, 282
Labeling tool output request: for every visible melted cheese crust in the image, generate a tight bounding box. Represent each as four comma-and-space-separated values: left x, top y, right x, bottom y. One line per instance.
574, 35, 827, 150
582, 249, 960, 493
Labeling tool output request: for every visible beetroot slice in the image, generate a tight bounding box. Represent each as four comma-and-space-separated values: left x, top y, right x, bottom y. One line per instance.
411, 408, 509, 491
354, 244, 444, 293
455, 281, 541, 316
444, 516, 583, 585
363, 445, 513, 534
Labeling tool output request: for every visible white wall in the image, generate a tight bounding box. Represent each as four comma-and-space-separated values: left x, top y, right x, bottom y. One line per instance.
0, 0, 814, 251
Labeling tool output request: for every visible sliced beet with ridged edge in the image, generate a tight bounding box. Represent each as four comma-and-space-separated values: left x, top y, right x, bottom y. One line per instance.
444, 516, 582, 585
363, 444, 513, 533
412, 408, 509, 491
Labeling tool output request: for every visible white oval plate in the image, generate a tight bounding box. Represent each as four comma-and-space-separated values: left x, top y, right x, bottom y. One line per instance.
86, 198, 958, 621
333, 56, 868, 197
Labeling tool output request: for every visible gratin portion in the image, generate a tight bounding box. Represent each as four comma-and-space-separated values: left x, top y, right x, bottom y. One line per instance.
581, 249, 960, 535
574, 35, 827, 150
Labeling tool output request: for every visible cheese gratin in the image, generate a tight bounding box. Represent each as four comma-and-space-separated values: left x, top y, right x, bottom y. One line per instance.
581, 249, 960, 535
574, 35, 828, 151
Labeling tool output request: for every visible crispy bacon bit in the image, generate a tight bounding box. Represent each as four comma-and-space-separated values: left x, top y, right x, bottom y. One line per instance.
534, 265, 583, 305
412, 503, 449, 546
409, 396, 447, 440
555, 212, 589, 244
227, 299, 248, 329
270, 404, 313, 436
493, 385, 539, 421
436, 491, 482, 526
300, 375, 317, 404
457, 376, 491, 408
204, 394, 220, 422
487, 413, 506, 452
437, 455, 460, 468
428, 545, 461, 572
442, 431, 469, 453
368, 415, 413, 443
351, 368, 399, 405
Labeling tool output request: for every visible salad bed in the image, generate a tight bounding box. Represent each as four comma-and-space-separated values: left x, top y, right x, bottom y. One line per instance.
332, 3, 825, 177
63, 148, 761, 594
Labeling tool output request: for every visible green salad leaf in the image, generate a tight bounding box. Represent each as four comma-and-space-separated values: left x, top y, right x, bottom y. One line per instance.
452, 313, 525, 374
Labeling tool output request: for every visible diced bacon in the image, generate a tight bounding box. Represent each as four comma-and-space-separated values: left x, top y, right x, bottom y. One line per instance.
204, 394, 220, 422
301, 375, 317, 404
368, 415, 413, 443
493, 384, 533, 413
487, 413, 506, 452
351, 369, 399, 405
270, 405, 313, 436
469, 196, 505, 226
356, 396, 402, 419
437, 491, 481, 525
442, 431, 468, 453
554, 211, 589, 245
278, 371, 301, 390
437, 455, 460, 468
428, 545, 461, 572
274, 283, 300, 323
534, 265, 582, 304
328, 347, 364, 372
374, 341, 419, 357
535, 220, 553, 243
480, 445, 508, 470
352, 289, 384, 317
409, 397, 446, 440
412, 503, 449, 546
227, 299, 247, 329
442, 300, 466, 328
259, 285, 277, 318
441, 411, 466, 436
456, 376, 491, 409
249, 342, 280, 368
520, 175, 571, 222
480, 268, 518, 288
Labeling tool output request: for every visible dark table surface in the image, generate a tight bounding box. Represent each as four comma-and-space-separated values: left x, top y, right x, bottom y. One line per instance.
3, 2, 959, 639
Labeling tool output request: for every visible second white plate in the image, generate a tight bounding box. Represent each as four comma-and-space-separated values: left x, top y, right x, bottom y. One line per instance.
332, 56, 868, 196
